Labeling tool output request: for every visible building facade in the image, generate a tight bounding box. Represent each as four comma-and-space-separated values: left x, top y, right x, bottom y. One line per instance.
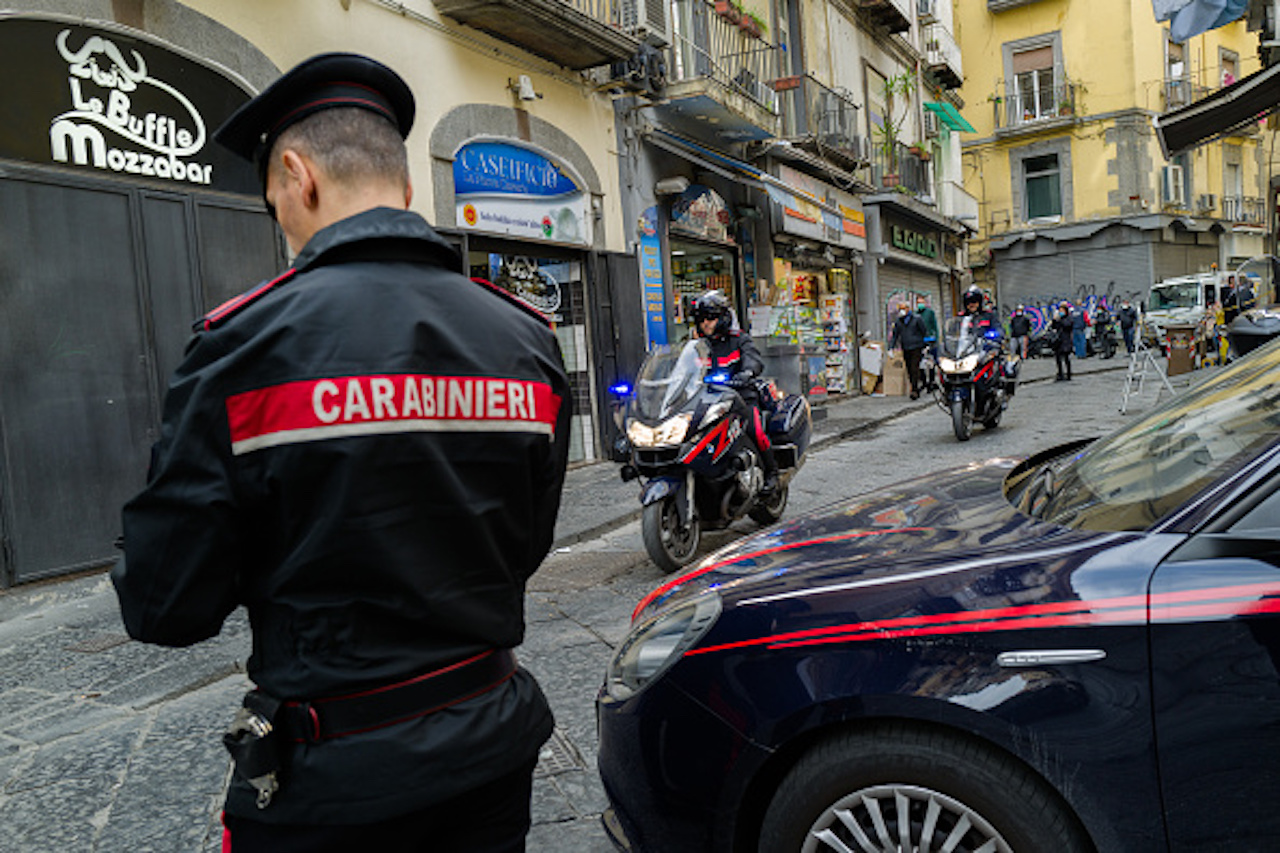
958, 0, 1273, 327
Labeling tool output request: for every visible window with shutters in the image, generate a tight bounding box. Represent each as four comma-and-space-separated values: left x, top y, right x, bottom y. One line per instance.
1001, 34, 1067, 128
1165, 38, 1191, 108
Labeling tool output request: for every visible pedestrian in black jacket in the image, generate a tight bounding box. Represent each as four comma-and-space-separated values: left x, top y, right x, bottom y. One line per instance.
1118, 299, 1139, 353
1009, 306, 1031, 359
889, 302, 928, 399
1052, 301, 1075, 380
112, 53, 571, 852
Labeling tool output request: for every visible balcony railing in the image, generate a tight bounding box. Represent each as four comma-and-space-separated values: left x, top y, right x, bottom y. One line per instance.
938, 179, 978, 225
923, 23, 962, 89
669, 0, 780, 113
775, 73, 868, 163
434, 0, 642, 70
871, 141, 930, 196
994, 81, 1078, 131
1222, 195, 1266, 224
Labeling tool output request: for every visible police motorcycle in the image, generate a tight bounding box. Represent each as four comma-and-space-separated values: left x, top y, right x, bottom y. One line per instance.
933, 315, 1018, 442
1090, 314, 1119, 359
611, 339, 812, 573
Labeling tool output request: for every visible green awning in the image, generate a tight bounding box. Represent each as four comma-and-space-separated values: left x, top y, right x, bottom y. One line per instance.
925, 101, 976, 133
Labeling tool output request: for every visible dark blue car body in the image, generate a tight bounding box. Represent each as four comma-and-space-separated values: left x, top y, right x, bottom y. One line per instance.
598, 347, 1280, 853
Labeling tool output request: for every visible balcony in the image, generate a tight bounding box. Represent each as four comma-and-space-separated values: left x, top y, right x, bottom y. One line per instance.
655, 0, 781, 142
857, 0, 911, 34
434, 0, 643, 70
871, 140, 930, 197
1222, 195, 1266, 225
938, 179, 978, 226
773, 73, 870, 171
923, 23, 962, 89
993, 81, 1079, 135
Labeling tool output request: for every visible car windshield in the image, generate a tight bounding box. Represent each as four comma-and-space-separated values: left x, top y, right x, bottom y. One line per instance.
633, 339, 709, 420
1015, 339, 1280, 530
1149, 282, 1199, 310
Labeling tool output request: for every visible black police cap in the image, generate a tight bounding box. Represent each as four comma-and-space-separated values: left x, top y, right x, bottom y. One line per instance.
214, 52, 415, 172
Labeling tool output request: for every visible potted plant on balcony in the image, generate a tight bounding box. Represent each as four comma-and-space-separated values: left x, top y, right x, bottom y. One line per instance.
714, 0, 743, 25
872, 71, 915, 189
743, 10, 767, 38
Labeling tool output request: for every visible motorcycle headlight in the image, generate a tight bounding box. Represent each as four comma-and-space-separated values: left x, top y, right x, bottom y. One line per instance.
698, 400, 732, 430
939, 354, 980, 373
605, 595, 721, 700
627, 413, 692, 448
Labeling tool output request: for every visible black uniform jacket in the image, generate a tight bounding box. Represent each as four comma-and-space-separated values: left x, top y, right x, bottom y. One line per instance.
113, 207, 571, 824
706, 329, 765, 377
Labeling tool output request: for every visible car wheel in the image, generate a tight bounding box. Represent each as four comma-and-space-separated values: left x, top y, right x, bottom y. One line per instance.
758, 725, 1092, 853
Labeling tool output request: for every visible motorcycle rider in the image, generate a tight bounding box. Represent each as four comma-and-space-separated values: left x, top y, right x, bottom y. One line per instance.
691, 290, 779, 494
961, 286, 998, 334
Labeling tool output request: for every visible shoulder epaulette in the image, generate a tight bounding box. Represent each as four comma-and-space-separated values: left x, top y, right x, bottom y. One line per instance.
469, 277, 553, 328
196, 269, 298, 332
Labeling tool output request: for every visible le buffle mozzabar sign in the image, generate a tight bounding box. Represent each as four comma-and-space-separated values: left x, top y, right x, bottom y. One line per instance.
0, 16, 258, 195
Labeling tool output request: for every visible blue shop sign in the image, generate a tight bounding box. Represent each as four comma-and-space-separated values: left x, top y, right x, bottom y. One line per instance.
454, 140, 580, 198
454, 139, 589, 245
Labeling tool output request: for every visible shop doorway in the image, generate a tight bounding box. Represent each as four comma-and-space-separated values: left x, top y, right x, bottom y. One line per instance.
0, 168, 283, 586
669, 238, 742, 345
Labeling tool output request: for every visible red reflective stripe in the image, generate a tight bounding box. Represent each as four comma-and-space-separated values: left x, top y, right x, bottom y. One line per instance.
684, 581, 1280, 657
680, 419, 729, 464
225, 373, 561, 454
753, 408, 770, 450
221, 813, 231, 853
714, 350, 741, 367
631, 528, 929, 620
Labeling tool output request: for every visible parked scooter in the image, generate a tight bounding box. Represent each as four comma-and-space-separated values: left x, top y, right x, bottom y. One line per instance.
611, 338, 812, 572
1091, 317, 1118, 359
933, 316, 1018, 442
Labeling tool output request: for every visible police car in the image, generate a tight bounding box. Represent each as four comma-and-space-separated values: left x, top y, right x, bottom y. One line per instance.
597, 337, 1280, 853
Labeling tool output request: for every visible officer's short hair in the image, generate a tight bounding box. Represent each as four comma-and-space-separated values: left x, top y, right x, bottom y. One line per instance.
270, 107, 409, 189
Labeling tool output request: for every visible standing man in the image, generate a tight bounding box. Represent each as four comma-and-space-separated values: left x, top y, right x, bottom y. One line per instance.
112, 53, 571, 852
889, 301, 928, 400
1118, 298, 1139, 354
1009, 305, 1031, 359
1070, 300, 1088, 358
1053, 300, 1075, 380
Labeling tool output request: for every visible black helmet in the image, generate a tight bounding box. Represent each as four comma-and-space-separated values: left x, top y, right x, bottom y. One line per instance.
962, 286, 983, 312
692, 290, 732, 337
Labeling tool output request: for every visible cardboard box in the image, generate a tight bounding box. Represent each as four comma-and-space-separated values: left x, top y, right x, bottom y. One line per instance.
882, 352, 908, 396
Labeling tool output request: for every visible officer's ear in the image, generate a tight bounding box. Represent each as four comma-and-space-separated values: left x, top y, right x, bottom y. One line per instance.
279, 148, 319, 210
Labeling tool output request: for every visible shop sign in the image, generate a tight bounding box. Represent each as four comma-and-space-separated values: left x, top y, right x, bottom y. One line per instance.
669, 184, 731, 243
454, 139, 589, 246
890, 224, 939, 259
0, 17, 258, 194
637, 206, 667, 346
829, 187, 867, 252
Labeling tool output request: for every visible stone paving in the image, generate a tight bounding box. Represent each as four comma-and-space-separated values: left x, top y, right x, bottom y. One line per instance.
0, 349, 1199, 852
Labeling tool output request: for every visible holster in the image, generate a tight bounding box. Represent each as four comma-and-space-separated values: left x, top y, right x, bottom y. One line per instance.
223, 690, 283, 809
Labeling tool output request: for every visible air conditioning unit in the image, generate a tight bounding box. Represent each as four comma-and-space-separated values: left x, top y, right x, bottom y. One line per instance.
608, 44, 667, 97
923, 110, 940, 137
1162, 164, 1185, 207
1196, 192, 1217, 211
619, 0, 672, 47
815, 89, 852, 144
918, 0, 938, 22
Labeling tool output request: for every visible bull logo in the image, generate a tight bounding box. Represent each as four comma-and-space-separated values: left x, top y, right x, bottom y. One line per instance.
57, 30, 146, 93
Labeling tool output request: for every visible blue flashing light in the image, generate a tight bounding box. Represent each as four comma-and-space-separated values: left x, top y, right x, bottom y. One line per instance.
609, 381, 632, 396
706, 370, 732, 385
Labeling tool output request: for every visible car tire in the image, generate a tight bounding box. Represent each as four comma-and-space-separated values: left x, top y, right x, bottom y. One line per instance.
758, 724, 1092, 853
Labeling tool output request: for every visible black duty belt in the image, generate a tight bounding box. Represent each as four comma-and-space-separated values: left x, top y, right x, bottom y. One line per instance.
276, 648, 517, 743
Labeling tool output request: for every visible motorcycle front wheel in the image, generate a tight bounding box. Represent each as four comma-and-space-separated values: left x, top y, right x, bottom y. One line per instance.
951, 398, 972, 442
643, 496, 701, 573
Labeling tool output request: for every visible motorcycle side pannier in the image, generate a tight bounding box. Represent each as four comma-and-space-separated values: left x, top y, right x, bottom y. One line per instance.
767, 394, 812, 467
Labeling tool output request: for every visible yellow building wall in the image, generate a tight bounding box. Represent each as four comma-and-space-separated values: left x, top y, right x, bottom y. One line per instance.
180, 0, 626, 251
958, 0, 1268, 244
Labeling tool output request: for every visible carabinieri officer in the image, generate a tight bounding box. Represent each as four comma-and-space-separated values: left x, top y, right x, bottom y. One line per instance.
112, 53, 571, 852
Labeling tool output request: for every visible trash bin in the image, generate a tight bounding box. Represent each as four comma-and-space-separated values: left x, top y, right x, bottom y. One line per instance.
762, 342, 805, 397
1166, 324, 1195, 376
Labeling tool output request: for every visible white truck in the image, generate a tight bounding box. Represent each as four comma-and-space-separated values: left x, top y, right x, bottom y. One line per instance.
1144, 271, 1256, 345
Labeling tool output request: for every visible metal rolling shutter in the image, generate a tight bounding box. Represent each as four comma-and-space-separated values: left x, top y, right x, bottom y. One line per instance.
996, 254, 1072, 312
1069, 245, 1152, 307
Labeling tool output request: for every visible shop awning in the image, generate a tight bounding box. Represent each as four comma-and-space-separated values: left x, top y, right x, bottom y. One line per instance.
924, 101, 975, 133
1154, 61, 1280, 158
644, 127, 844, 231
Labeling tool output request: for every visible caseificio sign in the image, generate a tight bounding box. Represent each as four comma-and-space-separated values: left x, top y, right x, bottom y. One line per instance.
454, 139, 589, 246
0, 16, 258, 195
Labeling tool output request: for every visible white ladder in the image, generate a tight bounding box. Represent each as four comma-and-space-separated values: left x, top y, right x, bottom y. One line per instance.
1119, 337, 1177, 414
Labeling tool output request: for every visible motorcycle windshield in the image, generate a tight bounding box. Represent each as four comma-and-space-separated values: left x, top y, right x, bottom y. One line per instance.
938, 316, 985, 359
633, 340, 710, 420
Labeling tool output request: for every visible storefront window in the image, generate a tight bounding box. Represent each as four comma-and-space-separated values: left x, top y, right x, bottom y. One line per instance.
669, 239, 738, 345
468, 249, 592, 464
